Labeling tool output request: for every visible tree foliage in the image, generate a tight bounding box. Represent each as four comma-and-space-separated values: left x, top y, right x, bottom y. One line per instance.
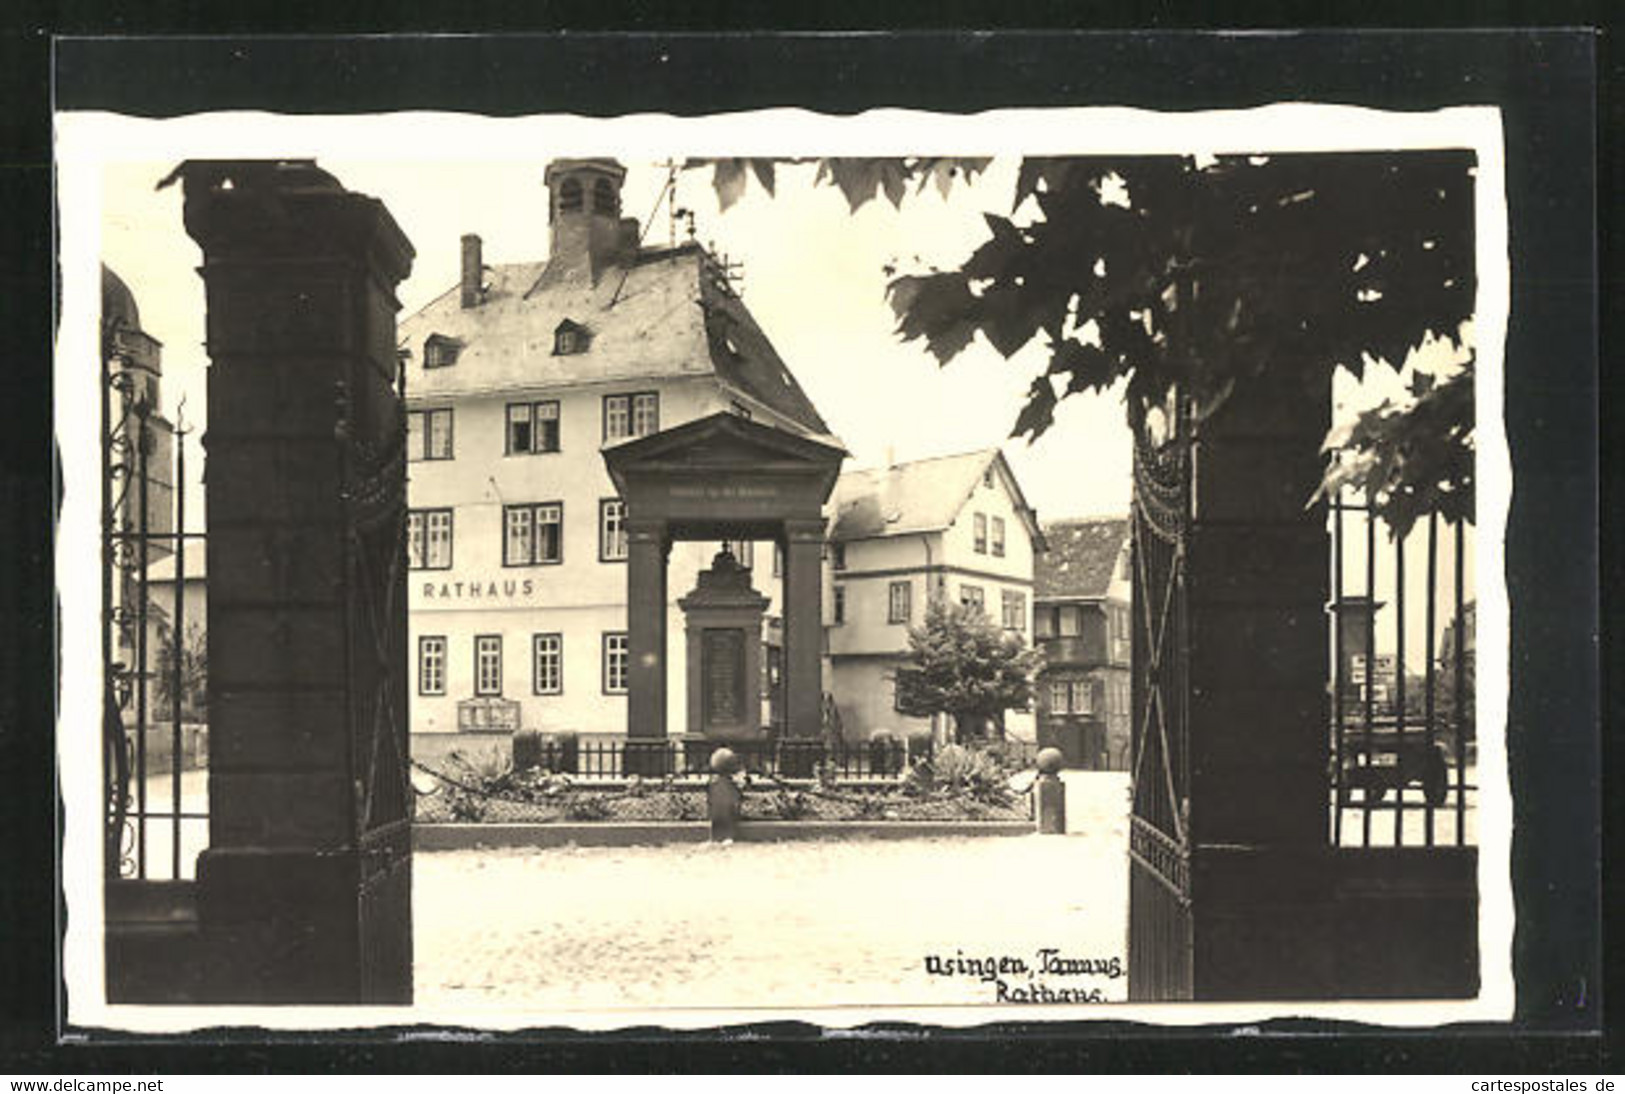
693, 153, 1476, 535
893, 599, 1042, 742
153, 619, 208, 721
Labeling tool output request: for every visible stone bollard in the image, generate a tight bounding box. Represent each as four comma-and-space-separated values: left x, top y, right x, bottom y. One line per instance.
1035, 747, 1066, 834
707, 746, 743, 842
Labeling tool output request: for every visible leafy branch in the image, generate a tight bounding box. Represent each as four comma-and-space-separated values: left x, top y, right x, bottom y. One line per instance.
689, 152, 1478, 535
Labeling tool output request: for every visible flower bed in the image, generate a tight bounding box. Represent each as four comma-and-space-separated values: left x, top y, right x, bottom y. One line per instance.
413, 787, 1030, 824
411, 743, 1035, 825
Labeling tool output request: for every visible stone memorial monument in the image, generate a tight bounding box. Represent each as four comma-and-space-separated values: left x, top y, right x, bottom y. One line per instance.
679, 546, 770, 748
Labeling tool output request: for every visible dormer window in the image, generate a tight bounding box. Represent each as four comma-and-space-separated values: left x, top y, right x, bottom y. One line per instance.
559, 178, 583, 214
554, 319, 590, 356
424, 334, 462, 369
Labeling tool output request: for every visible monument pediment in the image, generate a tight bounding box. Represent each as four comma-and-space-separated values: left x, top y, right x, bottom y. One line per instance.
604, 411, 846, 497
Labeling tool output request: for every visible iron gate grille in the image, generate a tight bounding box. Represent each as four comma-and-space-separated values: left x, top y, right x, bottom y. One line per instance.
336, 362, 415, 1002
1126, 393, 1193, 1001
102, 321, 206, 881
1328, 492, 1475, 848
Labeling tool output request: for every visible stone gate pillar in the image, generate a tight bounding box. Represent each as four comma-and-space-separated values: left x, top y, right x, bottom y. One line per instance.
1186, 363, 1335, 998
180, 161, 415, 1003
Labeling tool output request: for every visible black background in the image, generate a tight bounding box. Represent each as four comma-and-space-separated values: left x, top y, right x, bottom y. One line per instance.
1, 13, 1614, 1074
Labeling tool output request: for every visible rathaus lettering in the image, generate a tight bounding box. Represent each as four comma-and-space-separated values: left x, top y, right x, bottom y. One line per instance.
422, 579, 536, 600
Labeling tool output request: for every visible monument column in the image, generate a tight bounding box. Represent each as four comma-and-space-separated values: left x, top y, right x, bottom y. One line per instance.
782, 517, 826, 739
624, 516, 670, 771
179, 161, 415, 1002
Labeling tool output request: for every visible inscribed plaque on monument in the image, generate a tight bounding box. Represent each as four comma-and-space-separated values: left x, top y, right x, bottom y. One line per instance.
702, 627, 746, 728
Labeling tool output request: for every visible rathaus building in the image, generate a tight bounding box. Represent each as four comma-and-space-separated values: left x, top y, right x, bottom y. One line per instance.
400, 159, 836, 748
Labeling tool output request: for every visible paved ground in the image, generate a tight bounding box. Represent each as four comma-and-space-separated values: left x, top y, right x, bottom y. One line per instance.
414, 783, 1130, 1014
125, 770, 209, 880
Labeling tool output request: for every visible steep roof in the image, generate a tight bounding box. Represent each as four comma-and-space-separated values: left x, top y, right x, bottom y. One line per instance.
830, 449, 1043, 548
400, 243, 828, 434
830, 450, 995, 540
1036, 517, 1129, 601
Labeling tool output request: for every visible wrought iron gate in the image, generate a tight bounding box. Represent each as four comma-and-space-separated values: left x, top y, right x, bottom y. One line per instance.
336, 365, 415, 1002
102, 307, 206, 883
1126, 392, 1193, 1001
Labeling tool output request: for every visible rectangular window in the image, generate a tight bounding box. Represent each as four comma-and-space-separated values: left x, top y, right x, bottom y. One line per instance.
632, 393, 659, 437
1034, 606, 1055, 638
831, 542, 846, 570
532, 633, 562, 695
418, 636, 446, 696
960, 584, 985, 614
474, 635, 502, 697
600, 498, 628, 561
604, 392, 659, 442
603, 632, 629, 693
1049, 680, 1070, 715
424, 337, 458, 369
506, 400, 560, 455
1057, 604, 1083, 637
1001, 589, 1026, 631
407, 409, 454, 462
973, 513, 988, 554
1111, 604, 1131, 662
888, 580, 911, 624
991, 516, 1006, 558
408, 508, 453, 570
833, 584, 846, 625
503, 502, 563, 566
603, 395, 631, 441
772, 542, 783, 578
1072, 679, 1096, 716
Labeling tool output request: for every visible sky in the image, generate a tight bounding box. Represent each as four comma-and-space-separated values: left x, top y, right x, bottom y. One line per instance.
99, 154, 1135, 527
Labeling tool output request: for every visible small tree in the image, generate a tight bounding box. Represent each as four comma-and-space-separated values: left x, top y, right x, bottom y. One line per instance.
894, 599, 1042, 744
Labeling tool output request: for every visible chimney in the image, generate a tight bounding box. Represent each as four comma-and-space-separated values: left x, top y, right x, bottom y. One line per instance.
880, 447, 901, 524
460, 233, 482, 308
542, 159, 629, 285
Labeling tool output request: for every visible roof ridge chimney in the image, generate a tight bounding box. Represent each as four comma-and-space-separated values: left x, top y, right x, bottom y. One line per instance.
460, 233, 482, 308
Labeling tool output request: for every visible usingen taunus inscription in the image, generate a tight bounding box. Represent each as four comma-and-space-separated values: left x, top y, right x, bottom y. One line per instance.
922, 948, 1124, 1004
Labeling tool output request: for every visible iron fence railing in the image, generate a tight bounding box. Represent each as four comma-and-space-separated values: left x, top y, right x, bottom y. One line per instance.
521, 734, 946, 783
103, 332, 207, 882
1329, 492, 1475, 848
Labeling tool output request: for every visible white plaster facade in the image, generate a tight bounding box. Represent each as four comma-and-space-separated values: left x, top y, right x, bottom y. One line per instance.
402, 159, 832, 741
826, 451, 1042, 744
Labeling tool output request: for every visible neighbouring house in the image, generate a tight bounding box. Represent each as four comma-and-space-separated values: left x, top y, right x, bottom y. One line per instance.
141, 538, 208, 707
826, 450, 1044, 745
102, 264, 176, 560
104, 264, 200, 768
1033, 516, 1132, 769
400, 158, 838, 752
